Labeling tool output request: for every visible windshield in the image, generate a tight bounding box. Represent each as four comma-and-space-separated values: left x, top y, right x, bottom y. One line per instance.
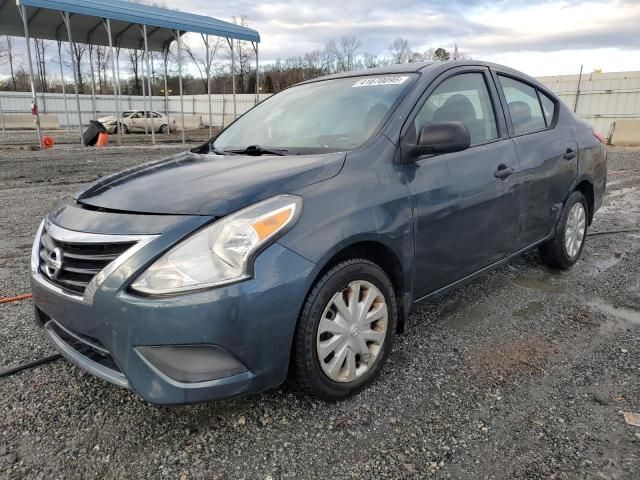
212, 74, 417, 153
122, 111, 134, 118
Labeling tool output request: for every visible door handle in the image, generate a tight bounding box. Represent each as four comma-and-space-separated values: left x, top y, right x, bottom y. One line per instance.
563, 148, 577, 160
494, 164, 515, 180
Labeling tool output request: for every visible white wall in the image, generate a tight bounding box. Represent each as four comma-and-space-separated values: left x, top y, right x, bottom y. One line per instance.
537, 70, 640, 136
0, 91, 272, 129
2, 70, 639, 137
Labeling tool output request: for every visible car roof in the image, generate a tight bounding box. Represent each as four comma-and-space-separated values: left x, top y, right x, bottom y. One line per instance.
296, 60, 551, 96
298, 60, 521, 81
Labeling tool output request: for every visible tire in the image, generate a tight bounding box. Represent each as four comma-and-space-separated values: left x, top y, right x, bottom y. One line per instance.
159, 124, 169, 134
118, 123, 128, 134
539, 190, 588, 270
293, 258, 397, 400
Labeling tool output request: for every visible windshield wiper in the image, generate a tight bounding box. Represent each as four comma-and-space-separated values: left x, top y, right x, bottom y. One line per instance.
224, 145, 288, 156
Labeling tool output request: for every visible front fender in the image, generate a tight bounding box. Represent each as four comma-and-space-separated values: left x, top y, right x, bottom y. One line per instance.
278, 137, 414, 298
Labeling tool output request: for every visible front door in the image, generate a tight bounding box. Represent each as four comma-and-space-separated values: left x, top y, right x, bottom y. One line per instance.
402, 68, 521, 298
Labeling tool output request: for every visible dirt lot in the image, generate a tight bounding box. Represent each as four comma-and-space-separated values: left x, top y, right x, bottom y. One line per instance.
0, 129, 215, 148
0, 145, 639, 479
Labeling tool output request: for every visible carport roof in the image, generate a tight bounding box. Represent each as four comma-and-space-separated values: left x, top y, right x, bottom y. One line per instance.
0, 0, 260, 51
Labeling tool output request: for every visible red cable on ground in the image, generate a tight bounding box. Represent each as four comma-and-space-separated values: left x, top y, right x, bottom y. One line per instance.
0, 293, 33, 304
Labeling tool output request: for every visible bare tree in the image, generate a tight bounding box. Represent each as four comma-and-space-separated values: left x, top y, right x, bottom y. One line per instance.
127, 48, 142, 95
326, 36, 362, 72
422, 48, 436, 62
226, 16, 255, 93
94, 45, 111, 93
4, 36, 19, 90
389, 37, 411, 64
341, 36, 361, 71
184, 33, 224, 90
67, 42, 89, 93
33, 38, 48, 92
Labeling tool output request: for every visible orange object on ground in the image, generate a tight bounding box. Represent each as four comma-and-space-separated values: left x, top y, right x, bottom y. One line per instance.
0, 293, 32, 304
96, 132, 109, 147
41, 136, 54, 149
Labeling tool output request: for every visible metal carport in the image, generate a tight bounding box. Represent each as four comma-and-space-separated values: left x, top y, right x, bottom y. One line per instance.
0, 0, 261, 146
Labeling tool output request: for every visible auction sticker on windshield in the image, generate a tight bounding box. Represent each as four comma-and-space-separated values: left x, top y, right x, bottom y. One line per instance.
352, 76, 409, 87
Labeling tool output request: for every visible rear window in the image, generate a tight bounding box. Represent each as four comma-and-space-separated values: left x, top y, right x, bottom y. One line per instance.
539, 92, 556, 126
499, 75, 546, 135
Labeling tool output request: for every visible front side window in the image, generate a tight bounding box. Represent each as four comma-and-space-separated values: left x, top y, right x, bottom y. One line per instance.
213, 74, 417, 154
499, 76, 546, 134
413, 72, 498, 146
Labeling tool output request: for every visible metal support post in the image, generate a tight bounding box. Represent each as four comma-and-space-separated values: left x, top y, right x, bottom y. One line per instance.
19, 5, 42, 146
175, 30, 185, 144
57, 41, 71, 133
142, 24, 155, 144
61, 11, 84, 145
104, 19, 121, 145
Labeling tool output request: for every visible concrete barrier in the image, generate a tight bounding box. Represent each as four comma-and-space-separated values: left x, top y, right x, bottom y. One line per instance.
170, 115, 202, 131
1, 114, 60, 130
610, 120, 640, 146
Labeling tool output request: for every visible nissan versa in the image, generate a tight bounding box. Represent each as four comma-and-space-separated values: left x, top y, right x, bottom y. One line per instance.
31, 61, 607, 404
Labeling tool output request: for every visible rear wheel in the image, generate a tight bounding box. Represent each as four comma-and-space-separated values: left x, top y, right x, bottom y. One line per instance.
539, 190, 588, 269
293, 258, 397, 400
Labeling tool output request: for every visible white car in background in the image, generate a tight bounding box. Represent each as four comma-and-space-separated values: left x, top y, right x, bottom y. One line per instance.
97, 110, 174, 134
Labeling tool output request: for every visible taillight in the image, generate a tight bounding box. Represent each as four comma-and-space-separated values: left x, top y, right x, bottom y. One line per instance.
592, 130, 606, 144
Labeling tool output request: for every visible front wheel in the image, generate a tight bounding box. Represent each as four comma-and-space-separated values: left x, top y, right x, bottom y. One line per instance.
118, 123, 128, 134
539, 190, 588, 269
159, 124, 169, 134
293, 258, 397, 400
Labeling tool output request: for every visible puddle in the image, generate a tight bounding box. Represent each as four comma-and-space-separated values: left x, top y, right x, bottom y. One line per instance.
584, 253, 624, 275
605, 186, 638, 199
514, 301, 544, 319
598, 186, 640, 226
443, 304, 487, 331
512, 273, 564, 294
587, 298, 640, 334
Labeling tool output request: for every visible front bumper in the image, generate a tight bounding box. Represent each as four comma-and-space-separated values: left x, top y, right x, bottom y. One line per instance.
102, 124, 117, 134
31, 215, 315, 404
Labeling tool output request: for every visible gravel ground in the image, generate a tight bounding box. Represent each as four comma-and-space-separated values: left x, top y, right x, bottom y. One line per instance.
0, 145, 639, 479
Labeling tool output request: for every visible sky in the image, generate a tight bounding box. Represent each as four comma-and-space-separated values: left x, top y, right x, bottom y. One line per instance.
179, 0, 640, 77
0, 0, 638, 79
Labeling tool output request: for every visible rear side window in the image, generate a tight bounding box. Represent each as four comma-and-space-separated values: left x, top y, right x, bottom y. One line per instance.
498, 76, 546, 134
414, 72, 498, 146
539, 92, 556, 126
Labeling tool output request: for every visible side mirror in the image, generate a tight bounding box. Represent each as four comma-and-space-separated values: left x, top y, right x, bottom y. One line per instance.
416, 121, 471, 156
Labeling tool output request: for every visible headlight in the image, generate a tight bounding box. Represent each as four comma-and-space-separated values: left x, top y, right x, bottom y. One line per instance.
130, 194, 302, 295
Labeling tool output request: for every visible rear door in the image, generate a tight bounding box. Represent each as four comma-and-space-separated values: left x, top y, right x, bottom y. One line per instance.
491, 70, 578, 248
402, 66, 521, 297
152, 112, 163, 130
129, 111, 143, 132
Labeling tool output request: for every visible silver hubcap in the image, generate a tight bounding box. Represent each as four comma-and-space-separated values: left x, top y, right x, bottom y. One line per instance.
316, 280, 388, 383
565, 202, 586, 258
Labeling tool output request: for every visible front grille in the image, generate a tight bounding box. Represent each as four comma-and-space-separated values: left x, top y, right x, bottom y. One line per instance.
38, 227, 136, 296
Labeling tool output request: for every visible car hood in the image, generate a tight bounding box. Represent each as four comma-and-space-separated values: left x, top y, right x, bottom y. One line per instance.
74, 151, 346, 216
97, 115, 117, 124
